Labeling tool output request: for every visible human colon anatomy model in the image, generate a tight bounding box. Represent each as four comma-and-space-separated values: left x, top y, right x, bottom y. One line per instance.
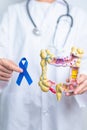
38, 47, 84, 101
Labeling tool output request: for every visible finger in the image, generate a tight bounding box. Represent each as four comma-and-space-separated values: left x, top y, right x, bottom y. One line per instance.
65, 92, 75, 96
77, 74, 87, 84
0, 76, 11, 81
0, 65, 13, 74
0, 71, 12, 78
74, 80, 87, 94
0, 59, 23, 72
78, 87, 87, 94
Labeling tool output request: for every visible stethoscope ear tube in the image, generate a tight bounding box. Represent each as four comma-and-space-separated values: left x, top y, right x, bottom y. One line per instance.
26, 0, 73, 29
52, 0, 73, 46
52, 13, 73, 49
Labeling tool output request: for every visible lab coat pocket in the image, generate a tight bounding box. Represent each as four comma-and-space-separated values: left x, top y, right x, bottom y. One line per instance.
24, 85, 41, 107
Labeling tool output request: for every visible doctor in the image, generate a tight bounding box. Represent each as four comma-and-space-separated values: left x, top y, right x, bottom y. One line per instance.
0, 0, 87, 130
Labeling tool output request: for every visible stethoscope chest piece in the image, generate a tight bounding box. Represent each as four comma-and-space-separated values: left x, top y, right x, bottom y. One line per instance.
33, 28, 41, 36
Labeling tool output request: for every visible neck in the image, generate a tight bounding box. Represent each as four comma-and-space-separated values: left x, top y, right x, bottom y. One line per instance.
36, 0, 56, 3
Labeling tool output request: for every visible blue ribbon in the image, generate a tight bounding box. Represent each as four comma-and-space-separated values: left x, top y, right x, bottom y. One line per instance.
16, 57, 33, 86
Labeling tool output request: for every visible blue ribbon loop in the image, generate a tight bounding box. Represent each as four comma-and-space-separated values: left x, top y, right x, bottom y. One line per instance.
16, 57, 33, 86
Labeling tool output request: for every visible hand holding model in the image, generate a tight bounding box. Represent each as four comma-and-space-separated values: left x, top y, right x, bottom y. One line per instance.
66, 74, 87, 96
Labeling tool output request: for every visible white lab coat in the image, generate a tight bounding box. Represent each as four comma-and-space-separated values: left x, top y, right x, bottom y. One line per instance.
0, 0, 87, 130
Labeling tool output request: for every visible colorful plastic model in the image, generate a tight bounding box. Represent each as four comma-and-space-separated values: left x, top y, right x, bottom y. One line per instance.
38, 47, 84, 101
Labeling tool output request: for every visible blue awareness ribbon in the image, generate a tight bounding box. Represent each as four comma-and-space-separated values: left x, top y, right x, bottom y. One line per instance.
16, 57, 33, 86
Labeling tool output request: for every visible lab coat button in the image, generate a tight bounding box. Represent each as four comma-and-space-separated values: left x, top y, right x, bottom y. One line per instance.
42, 110, 48, 115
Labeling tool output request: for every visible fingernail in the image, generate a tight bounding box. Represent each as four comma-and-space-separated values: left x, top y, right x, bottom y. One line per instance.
20, 68, 23, 72
74, 91, 77, 94
65, 93, 69, 96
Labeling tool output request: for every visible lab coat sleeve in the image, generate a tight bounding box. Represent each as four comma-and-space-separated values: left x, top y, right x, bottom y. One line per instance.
0, 12, 9, 58
0, 12, 9, 93
74, 9, 87, 107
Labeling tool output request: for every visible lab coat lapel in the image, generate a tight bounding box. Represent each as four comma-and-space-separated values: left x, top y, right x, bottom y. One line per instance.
41, 1, 66, 34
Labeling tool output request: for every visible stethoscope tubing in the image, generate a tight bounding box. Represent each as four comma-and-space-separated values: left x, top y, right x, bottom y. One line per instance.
26, 0, 74, 45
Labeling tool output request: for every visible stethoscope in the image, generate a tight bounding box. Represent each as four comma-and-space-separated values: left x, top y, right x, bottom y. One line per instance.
26, 0, 73, 53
